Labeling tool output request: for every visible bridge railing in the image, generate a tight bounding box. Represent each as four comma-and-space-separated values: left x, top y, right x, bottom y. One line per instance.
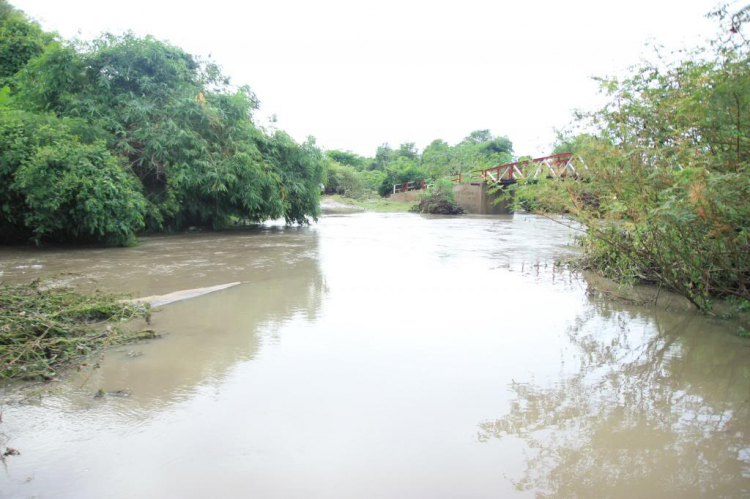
450, 172, 485, 183
393, 179, 427, 194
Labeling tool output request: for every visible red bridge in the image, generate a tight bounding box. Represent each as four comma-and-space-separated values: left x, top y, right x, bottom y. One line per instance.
393, 153, 585, 194
452, 153, 584, 184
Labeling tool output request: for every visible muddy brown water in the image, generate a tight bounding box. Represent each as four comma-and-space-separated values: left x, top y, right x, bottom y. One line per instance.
0, 213, 748, 498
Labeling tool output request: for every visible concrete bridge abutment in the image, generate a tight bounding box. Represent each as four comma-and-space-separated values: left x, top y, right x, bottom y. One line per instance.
388, 182, 512, 214
452, 182, 512, 215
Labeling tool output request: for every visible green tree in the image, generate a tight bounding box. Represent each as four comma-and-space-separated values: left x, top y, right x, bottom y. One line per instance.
421, 139, 453, 179
370, 143, 393, 170
0, 110, 146, 244
462, 129, 493, 144
551, 131, 593, 155
324, 160, 364, 198
359, 169, 387, 193
378, 156, 424, 196
325, 149, 368, 170
15, 32, 324, 230
0, 1, 52, 89
479, 136, 513, 155
396, 142, 418, 160
412, 177, 463, 214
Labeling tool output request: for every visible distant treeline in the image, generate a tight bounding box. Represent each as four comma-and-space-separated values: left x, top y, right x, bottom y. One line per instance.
0, 1, 325, 245
323, 130, 516, 198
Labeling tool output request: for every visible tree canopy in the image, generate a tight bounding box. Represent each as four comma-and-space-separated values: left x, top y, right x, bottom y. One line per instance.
0, 1, 324, 244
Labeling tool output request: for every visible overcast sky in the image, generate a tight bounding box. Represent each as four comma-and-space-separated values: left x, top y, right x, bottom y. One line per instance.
13, 0, 724, 157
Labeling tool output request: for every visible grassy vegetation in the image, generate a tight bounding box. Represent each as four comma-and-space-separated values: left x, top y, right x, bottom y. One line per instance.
0, 281, 152, 381
323, 194, 416, 213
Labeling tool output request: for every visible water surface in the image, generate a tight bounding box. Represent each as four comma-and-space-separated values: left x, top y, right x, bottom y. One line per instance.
1, 213, 748, 498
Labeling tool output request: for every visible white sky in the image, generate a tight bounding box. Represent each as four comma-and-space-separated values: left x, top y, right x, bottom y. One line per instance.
13, 0, 723, 157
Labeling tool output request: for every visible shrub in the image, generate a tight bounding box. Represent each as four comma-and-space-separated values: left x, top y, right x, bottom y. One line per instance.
412, 178, 464, 215
15, 140, 147, 245
0, 110, 147, 245
509, 29, 750, 311
324, 161, 364, 198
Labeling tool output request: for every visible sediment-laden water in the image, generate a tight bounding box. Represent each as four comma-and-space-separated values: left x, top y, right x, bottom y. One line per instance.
1, 213, 748, 498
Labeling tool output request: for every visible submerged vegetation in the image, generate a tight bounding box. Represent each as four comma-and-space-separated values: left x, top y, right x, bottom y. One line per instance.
0, 282, 150, 381
508, 6, 750, 313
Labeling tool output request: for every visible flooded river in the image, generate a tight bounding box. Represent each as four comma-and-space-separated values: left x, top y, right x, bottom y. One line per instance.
1, 213, 748, 498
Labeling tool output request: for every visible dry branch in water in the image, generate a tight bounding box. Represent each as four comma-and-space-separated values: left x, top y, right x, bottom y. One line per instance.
0, 281, 151, 381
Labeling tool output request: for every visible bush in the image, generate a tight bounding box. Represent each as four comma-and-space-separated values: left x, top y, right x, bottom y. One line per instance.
0, 110, 147, 245
15, 140, 147, 245
510, 27, 750, 311
412, 178, 464, 215
378, 157, 425, 196
576, 165, 750, 310
359, 169, 387, 193
324, 161, 364, 198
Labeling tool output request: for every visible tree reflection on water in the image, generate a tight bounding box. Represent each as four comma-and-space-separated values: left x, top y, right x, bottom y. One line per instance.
479, 301, 750, 498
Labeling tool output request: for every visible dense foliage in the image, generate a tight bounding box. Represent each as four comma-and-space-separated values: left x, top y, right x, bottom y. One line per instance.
0, 1, 324, 244
0, 110, 148, 244
0, 1, 50, 89
508, 13, 750, 312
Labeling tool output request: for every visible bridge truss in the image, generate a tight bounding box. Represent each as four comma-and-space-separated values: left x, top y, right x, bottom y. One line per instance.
392, 153, 587, 194
479, 153, 586, 183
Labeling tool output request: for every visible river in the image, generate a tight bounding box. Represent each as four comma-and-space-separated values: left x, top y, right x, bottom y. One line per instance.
1, 213, 748, 498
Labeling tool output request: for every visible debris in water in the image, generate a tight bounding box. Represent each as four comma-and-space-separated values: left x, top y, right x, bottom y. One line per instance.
94, 388, 131, 398
0, 282, 151, 381
131, 329, 161, 341
127, 281, 242, 307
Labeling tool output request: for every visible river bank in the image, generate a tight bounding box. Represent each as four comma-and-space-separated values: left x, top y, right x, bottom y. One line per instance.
321, 194, 415, 214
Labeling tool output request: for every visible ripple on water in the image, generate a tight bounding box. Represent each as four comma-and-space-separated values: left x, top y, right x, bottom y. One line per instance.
1, 214, 747, 499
